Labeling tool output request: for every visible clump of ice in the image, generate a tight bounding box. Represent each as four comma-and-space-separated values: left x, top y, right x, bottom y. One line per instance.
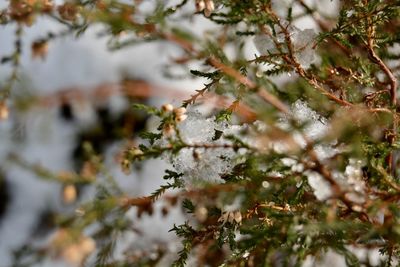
279, 100, 339, 200
278, 101, 368, 202
291, 100, 328, 140
177, 112, 217, 144
167, 103, 364, 202
290, 28, 317, 68
291, 101, 337, 200
343, 159, 366, 203
253, 23, 317, 68
305, 171, 332, 200
168, 111, 246, 183
344, 159, 364, 190
277, 100, 335, 159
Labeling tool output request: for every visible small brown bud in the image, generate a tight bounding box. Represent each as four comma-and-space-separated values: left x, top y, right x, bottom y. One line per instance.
234, 211, 242, 224
173, 107, 186, 116
57, 2, 78, 21
0, 102, 9, 120
175, 114, 187, 122
193, 149, 202, 160
163, 123, 175, 136
352, 205, 363, 213
63, 184, 77, 204
128, 147, 144, 158
31, 40, 49, 60
195, 0, 205, 12
218, 212, 228, 223
204, 0, 214, 17
228, 211, 235, 223
121, 159, 131, 175
195, 206, 208, 222
80, 237, 96, 254
161, 206, 169, 217
161, 103, 174, 112
80, 161, 97, 180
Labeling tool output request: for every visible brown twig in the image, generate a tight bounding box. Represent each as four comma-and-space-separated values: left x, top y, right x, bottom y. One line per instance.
207, 57, 290, 114
366, 31, 397, 106
259, 16, 353, 108
365, 13, 398, 177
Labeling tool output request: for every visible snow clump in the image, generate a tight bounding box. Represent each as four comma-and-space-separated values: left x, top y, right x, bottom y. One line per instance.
281, 100, 336, 200
168, 111, 246, 184
280, 101, 367, 201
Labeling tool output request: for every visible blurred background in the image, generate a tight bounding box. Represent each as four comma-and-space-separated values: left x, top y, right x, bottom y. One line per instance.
0, 1, 202, 265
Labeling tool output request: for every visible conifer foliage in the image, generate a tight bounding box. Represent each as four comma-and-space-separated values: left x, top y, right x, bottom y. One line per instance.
2, 0, 400, 266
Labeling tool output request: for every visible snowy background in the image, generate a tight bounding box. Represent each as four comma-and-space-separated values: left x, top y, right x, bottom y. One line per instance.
0, 2, 204, 265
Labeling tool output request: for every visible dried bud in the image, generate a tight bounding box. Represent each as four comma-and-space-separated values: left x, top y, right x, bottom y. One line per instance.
80, 237, 96, 254
163, 123, 175, 136
80, 161, 97, 180
195, 0, 205, 12
161, 206, 169, 217
173, 107, 186, 116
29, 0, 53, 12
121, 159, 131, 175
192, 149, 202, 160
261, 217, 273, 226
9, 0, 34, 26
204, 0, 214, 17
326, 206, 336, 223
352, 205, 363, 213
218, 212, 229, 223
31, 40, 48, 60
57, 2, 78, 21
234, 211, 242, 224
63, 184, 77, 204
262, 181, 270, 188
161, 103, 174, 112
175, 114, 188, 122
219, 211, 242, 224
228, 211, 235, 223
131, 148, 144, 156
195, 206, 208, 222
0, 102, 9, 120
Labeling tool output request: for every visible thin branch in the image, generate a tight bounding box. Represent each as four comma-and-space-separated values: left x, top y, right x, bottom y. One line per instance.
207, 57, 290, 114
366, 29, 398, 107
365, 13, 398, 177
259, 17, 354, 108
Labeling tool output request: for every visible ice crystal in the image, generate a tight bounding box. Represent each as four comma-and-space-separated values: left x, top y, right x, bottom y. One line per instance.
291, 100, 328, 140
253, 23, 317, 68
305, 170, 332, 200
286, 101, 337, 199
279, 102, 367, 202
168, 111, 246, 184
343, 159, 366, 203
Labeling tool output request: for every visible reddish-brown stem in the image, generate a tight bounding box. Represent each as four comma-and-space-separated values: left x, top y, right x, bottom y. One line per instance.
367, 40, 398, 106
207, 57, 290, 114
366, 15, 398, 176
